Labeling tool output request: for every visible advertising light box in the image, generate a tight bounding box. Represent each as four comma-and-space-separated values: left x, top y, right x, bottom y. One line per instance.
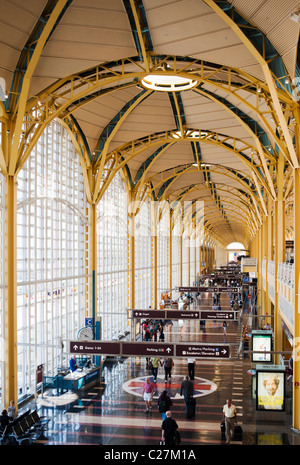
256, 367, 285, 411
252, 330, 272, 363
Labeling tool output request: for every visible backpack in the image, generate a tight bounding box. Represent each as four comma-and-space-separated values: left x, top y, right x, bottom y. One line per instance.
164, 358, 172, 368
159, 400, 166, 413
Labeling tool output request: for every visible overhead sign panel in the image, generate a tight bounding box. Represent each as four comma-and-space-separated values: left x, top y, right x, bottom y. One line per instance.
131, 310, 166, 319
178, 286, 239, 293
129, 309, 200, 320
122, 342, 174, 357
176, 344, 230, 359
200, 310, 237, 320
166, 310, 199, 319
69, 341, 231, 359
70, 341, 120, 355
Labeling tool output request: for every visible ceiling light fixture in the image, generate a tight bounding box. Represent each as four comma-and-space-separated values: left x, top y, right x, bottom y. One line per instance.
141, 73, 198, 92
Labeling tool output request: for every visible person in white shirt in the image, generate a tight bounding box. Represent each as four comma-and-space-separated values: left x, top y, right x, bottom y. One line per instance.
222, 398, 237, 443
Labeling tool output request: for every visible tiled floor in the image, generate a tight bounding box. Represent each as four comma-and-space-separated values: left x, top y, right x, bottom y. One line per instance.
23, 294, 300, 448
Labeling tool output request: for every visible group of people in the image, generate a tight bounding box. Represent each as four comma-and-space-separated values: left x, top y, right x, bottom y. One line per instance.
142, 352, 239, 446
142, 319, 165, 342
146, 356, 196, 384
142, 377, 178, 446
146, 356, 174, 383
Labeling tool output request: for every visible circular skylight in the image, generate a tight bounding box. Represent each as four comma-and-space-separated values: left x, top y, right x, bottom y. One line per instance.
141, 73, 198, 92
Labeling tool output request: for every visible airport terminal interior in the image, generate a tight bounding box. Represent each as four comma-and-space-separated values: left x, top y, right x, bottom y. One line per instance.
0, 0, 300, 448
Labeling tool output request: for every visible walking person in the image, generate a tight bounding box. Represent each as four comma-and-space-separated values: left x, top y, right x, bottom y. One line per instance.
188, 357, 196, 380
161, 411, 179, 446
157, 390, 173, 420
158, 322, 165, 341
222, 398, 237, 443
142, 378, 154, 413
142, 321, 148, 341
150, 357, 161, 382
162, 357, 174, 383
180, 375, 195, 419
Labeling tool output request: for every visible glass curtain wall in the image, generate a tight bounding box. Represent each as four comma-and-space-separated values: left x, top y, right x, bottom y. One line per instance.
135, 198, 152, 309
182, 231, 189, 288
97, 170, 128, 341
157, 209, 170, 302
17, 119, 88, 401
190, 235, 196, 285
172, 219, 181, 300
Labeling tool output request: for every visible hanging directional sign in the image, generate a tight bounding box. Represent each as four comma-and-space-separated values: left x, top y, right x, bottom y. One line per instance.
200, 310, 237, 320
70, 340, 120, 355
178, 286, 239, 293
129, 309, 200, 320
131, 310, 166, 319
175, 343, 230, 359
166, 310, 199, 319
122, 342, 174, 357
70, 340, 231, 359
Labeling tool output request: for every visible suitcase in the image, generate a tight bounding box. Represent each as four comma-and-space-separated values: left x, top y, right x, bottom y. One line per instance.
185, 397, 196, 419
233, 424, 243, 441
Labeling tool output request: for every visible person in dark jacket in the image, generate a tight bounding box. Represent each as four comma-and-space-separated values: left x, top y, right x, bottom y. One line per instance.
180, 376, 195, 419
0, 410, 10, 429
161, 411, 178, 446
180, 376, 194, 399
157, 390, 173, 420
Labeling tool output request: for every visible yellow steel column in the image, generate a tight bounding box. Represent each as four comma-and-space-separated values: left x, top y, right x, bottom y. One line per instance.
274, 199, 285, 362
129, 215, 135, 310
90, 203, 97, 328
293, 167, 300, 430
256, 226, 263, 317
5, 175, 18, 406
188, 235, 191, 285
169, 211, 173, 298
180, 234, 183, 287
265, 196, 273, 318
293, 106, 300, 430
274, 152, 285, 362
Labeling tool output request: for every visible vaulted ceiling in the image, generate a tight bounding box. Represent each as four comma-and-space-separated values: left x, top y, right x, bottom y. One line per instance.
0, 0, 299, 247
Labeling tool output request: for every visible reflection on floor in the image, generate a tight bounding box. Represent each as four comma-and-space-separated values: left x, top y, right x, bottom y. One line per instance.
24, 296, 300, 447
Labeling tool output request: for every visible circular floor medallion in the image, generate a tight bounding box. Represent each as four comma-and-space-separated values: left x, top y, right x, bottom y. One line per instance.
123, 374, 217, 399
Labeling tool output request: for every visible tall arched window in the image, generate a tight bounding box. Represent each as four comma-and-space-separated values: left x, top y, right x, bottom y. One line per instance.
17, 119, 88, 401
157, 208, 170, 300
227, 242, 246, 262
135, 197, 152, 309
97, 170, 128, 340
172, 218, 181, 300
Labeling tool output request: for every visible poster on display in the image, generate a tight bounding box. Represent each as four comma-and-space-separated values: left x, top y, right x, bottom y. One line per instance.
256, 369, 285, 411
252, 330, 272, 363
